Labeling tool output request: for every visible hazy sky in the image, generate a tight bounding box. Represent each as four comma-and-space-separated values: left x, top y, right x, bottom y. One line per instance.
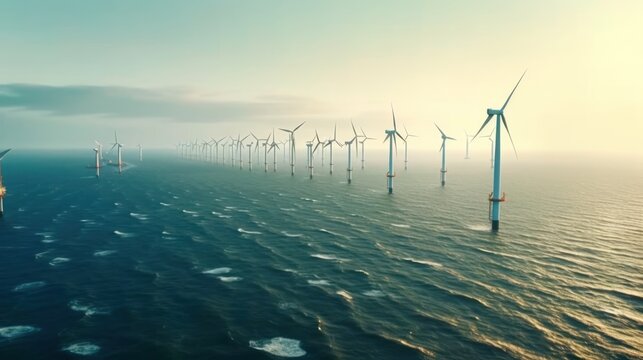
0, 0, 641, 157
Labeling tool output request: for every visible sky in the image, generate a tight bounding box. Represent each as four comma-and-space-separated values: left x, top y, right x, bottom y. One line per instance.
0, 0, 642, 158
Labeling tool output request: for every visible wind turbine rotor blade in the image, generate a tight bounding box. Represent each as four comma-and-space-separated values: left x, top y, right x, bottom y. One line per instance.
391, 105, 398, 132
446, 136, 456, 140
434, 123, 446, 137
501, 114, 518, 158
471, 114, 494, 141
279, 128, 291, 133
293, 122, 305, 132
439, 142, 444, 152
501, 70, 527, 111
351, 121, 358, 137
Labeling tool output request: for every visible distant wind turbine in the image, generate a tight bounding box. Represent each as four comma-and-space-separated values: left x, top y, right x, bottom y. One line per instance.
402, 125, 417, 170
93, 147, 100, 178
268, 129, 281, 172
359, 127, 376, 170
325, 123, 342, 175
464, 130, 473, 159
279, 122, 305, 176
384, 106, 405, 194
110, 132, 124, 174
138, 144, 143, 162
306, 131, 322, 179
344, 121, 360, 184
435, 124, 456, 186
471, 70, 526, 231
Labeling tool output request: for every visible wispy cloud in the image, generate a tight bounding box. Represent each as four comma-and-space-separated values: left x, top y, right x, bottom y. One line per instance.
0, 84, 326, 122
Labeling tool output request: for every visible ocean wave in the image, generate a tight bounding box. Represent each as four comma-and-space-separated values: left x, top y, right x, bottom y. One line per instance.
238, 228, 262, 235
114, 230, 134, 238
308, 279, 330, 286
159, 202, 170, 206
391, 223, 411, 228
403, 257, 443, 268
363, 290, 386, 297
49, 257, 70, 266
337, 290, 353, 302
202, 267, 232, 275
281, 231, 303, 238
129, 212, 149, 221
35, 250, 52, 259
69, 300, 110, 316
218, 276, 242, 282
93, 250, 117, 257
182, 209, 198, 215
0, 326, 40, 339
310, 254, 342, 261
62, 342, 101, 356
249, 337, 306, 357
12, 281, 46, 292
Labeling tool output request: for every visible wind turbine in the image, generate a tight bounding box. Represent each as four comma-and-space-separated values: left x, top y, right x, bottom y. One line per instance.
359, 127, 376, 170
94, 140, 103, 164
435, 124, 456, 186
344, 121, 360, 184
237, 134, 249, 170
464, 130, 473, 159
279, 122, 305, 176
221, 138, 228, 165
471, 70, 526, 231
93, 147, 100, 178
110, 132, 124, 174
402, 125, 417, 170
138, 144, 143, 162
246, 142, 254, 171
229, 137, 237, 167
268, 129, 280, 172
0, 149, 11, 216
211, 137, 225, 164
261, 133, 271, 172
479, 131, 495, 168
306, 131, 322, 179
324, 123, 342, 175
384, 106, 404, 194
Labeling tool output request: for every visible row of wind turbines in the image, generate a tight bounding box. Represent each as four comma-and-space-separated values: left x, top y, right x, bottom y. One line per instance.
91, 132, 144, 177
176, 70, 526, 230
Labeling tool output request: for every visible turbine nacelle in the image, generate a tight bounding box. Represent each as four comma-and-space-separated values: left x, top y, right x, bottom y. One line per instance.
487, 108, 503, 116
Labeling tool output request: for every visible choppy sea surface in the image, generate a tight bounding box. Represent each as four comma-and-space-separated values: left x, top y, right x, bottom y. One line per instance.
1, 150, 641, 359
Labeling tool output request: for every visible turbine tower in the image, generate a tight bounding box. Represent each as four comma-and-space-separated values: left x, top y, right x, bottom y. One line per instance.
93, 147, 100, 178
402, 125, 417, 170
279, 122, 305, 176
471, 71, 526, 231
238, 134, 249, 170
359, 127, 376, 170
435, 124, 456, 186
480, 131, 495, 168
0, 149, 11, 216
464, 130, 473, 159
344, 121, 360, 184
138, 144, 143, 162
268, 129, 280, 172
325, 123, 342, 175
307, 131, 322, 179
246, 142, 253, 171
384, 106, 404, 194
211, 137, 225, 164
94, 140, 103, 164
110, 132, 124, 174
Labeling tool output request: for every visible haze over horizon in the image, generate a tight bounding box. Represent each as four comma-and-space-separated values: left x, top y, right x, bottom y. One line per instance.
1, 0, 641, 157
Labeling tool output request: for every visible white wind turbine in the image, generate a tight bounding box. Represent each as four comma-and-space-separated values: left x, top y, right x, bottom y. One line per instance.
110, 132, 124, 174
279, 122, 305, 176
344, 121, 360, 184
359, 127, 376, 170
306, 131, 322, 179
402, 125, 417, 170
324, 123, 342, 175
435, 123, 456, 186
268, 129, 281, 172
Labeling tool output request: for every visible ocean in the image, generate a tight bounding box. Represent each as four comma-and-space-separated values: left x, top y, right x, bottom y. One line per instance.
1, 150, 641, 359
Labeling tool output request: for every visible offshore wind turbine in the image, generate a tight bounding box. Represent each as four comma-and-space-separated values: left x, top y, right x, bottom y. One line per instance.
94, 140, 103, 164
246, 142, 254, 171
402, 125, 417, 170
464, 131, 473, 159
237, 134, 249, 170
325, 123, 342, 175
359, 127, 376, 170
268, 129, 280, 172
93, 147, 100, 177
471, 71, 526, 231
279, 122, 305, 176
480, 131, 495, 168
229, 137, 236, 167
138, 144, 143, 162
221, 139, 228, 165
261, 133, 271, 172
0, 149, 11, 216
344, 121, 360, 184
211, 137, 225, 164
384, 106, 404, 194
306, 131, 322, 179
435, 124, 456, 186
110, 132, 124, 174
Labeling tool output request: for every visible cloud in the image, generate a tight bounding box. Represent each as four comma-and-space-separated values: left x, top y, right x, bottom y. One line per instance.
0, 84, 326, 122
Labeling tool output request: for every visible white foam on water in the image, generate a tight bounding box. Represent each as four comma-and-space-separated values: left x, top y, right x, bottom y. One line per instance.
238, 228, 262, 235
13, 281, 46, 292
159, 202, 170, 206
41, 239, 57, 243
129, 212, 149, 221
467, 224, 491, 231
62, 342, 101, 356
225, 206, 237, 209
35, 250, 52, 259
281, 231, 303, 238
391, 223, 411, 228
337, 290, 353, 302
308, 279, 330, 286
403, 257, 443, 268
114, 202, 121, 206
211, 211, 221, 215
280, 208, 296, 212
13, 225, 26, 230
202, 267, 232, 275
249, 337, 306, 357
49, 257, 70, 266
237, 209, 250, 213
182, 209, 198, 215
310, 254, 345, 262
69, 300, 110, 316
0, 325, 40, 339
218, 214, 232, 219
162, 231, 171, 235
363, 290, 386, 297
114, 230, 134, 238
93, 250, 117, 257
218, 276, 242, 282
355, 269, 370, 276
